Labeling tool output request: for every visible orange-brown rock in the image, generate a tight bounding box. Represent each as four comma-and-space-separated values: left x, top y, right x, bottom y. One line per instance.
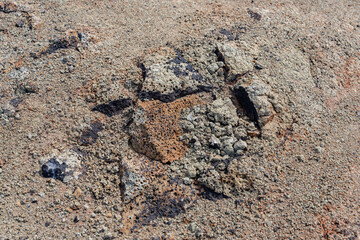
129, 95, 204, 163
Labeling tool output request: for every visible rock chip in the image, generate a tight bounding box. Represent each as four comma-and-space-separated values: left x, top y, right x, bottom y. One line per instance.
233, 79, 275, 128
29, 14, 43, 30
139, 48, 211, 102
216, 42, 259, 82
39, 149, 84, 182
234, 140, 247, 151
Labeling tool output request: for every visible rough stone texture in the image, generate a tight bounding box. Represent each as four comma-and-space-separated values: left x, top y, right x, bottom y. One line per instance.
139, 48, 212, 102
197, 158, 254, 197
233, 78, 276, 129
0, 0, 359, 239
175, 97, 254, 197
0, 99, 16, 125
120, 152, 164, 203
120, 150, 198, 234
217, 42, 259, 82
39, 149, 84, 183
129, 94, 205, 163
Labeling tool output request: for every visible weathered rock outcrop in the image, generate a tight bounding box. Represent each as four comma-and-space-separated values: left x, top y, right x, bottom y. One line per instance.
129, 95, 204, 163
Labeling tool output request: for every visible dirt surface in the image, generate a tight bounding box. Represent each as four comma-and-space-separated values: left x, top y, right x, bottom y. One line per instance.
1, 0, 360, 239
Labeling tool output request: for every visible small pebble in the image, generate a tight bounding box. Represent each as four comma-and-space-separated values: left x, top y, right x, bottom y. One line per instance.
15, 20, 24, 28
234, 140, 247, 151
189, 222, 197, 233
182, 177, 192, 185
314, 146, 324, 154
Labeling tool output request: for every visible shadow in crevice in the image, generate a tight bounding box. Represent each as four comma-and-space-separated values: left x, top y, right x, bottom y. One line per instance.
232, 86, 260, 130
92, 98, 132, 117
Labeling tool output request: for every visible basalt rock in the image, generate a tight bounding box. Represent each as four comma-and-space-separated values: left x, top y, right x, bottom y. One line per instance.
138, 48, 212, 102
233, 79, 276, 129
39, 149, 84, 182
216, 42, 259, 82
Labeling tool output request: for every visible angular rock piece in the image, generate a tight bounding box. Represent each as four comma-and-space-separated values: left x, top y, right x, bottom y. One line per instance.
39, 149, 84, 182
129, 95, 204, 163
41, 158, 67, 181
198, 159, 254, 197
216, 42, 259, 82
207, 97, 239, 126
233, 80, 275, 128
120, 153, 163, 203
29, 14, 43, 30
247, 8, 262, 21
139, 48, 212, 102
177, 96, 254, 197
79, 121, 103, 145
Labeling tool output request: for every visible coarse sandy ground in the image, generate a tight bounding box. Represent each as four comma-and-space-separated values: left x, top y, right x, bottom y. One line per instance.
0, 0, 359, 239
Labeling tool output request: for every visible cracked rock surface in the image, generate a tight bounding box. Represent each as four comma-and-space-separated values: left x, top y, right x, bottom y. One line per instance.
217, 42, 259, 82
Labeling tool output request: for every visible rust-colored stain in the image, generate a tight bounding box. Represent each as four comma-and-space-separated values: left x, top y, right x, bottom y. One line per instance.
15, 57, 23, 70
130, 94, 205, 163
338, 56, 360, 88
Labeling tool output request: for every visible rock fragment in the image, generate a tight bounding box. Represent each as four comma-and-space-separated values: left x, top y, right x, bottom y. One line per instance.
120, 152, 198, 234
207, 62, 219, 74
234, 140, 247, 151
176, 97, 254, 197
15, 19, 24, 28
233, 79, 275, 128
129, 95, 204, 163
216, 42, 259, 82
28, 14, 43, 30
0, 99, 17, 125
41, 158, 67, 181
120, 154, 161, 203
198, 159, 254, 197
79, 121, 103, 145
39, 149, 84, 182
138, 48, 212, 102
247, 8, 262, 21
